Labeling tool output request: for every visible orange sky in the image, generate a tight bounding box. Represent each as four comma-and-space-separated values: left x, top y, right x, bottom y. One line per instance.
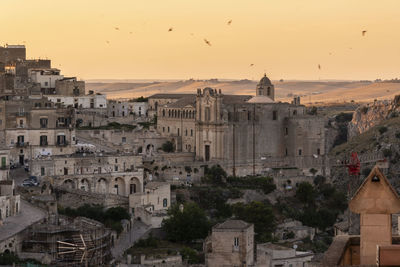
1, 0, 400, 80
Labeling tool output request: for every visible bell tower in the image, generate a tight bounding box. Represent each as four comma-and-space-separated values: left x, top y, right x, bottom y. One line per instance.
256, 74, 275, 101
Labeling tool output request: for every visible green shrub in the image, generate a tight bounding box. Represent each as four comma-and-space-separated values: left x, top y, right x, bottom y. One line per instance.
378, 126, 388, 134
296, 182, 316, 205
383, 148, 392, 158
180, 247, 201, 264
162, 141, 175, 153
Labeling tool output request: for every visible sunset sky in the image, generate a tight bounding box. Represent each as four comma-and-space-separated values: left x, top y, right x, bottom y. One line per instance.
1, 0, 399, 80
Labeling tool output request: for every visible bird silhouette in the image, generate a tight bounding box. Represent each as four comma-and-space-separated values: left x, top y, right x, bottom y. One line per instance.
204, 39, 212, 46
106, 40, 110, 44
362, 30, 367, 36
168, 27, 173, 32
227, 20, 232, 25
114, 27, 120, 30
249, 64, 254, 67
129, 31, 133, 34
318, 64, 321, 70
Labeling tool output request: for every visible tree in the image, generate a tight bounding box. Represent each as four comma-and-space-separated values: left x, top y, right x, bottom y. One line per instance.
162, 203, 210, 243
162, 141, 174, 153
296, 182, 316, 205
232, 201, 275, 242
204, 165, 227, 185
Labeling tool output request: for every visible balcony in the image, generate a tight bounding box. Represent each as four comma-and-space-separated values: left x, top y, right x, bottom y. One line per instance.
16, 142, 29, 147
56, 141, 69, 147
40, 141, 48, 147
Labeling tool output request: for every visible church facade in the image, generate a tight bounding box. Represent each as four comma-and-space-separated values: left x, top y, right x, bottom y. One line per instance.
152, 75, 326, 176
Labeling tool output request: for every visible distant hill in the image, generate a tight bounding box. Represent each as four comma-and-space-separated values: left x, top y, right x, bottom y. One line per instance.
86, 80, 400, 104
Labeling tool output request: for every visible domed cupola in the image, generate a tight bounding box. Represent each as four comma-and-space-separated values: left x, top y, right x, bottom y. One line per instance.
256, 74, 275, 101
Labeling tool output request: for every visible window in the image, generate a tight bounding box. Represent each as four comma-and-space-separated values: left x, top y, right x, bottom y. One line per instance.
267, 87, 271, 95
115, 158, 118, 163
163, 198, 168, 207
1, 157, 6, 168
114, 165, 118, 171
168, 126, 170, 133
205, 107, 211, 121
163, 127, 165, 132
317, 148, 321, 155
40, 135, 48, 146
272, 111, 277, 120
40, 118, 48, 128
293, 110, 297, 115
122, 137, 126, 143
41, 167, 45, 176
298, 149, 302, 156
285, 127, 288, 135
130, 184, 136, 194
285, 148, 288, 156
191, 129, 193, 136
44, 81, 48, 86
185, 129, 188, 136
177, 128, 180, 136
234, 237, 239, 247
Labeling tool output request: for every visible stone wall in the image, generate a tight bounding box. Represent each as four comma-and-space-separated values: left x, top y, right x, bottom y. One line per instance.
55, 187, 128, 209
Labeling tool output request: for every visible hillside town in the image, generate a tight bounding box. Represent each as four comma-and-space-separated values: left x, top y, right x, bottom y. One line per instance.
1, 44, 400, 267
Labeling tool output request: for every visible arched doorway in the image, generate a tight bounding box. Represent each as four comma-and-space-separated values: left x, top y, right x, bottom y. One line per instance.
96, 178, 108, 194
63, 179, 75, 189
113, 177, 126, 196
79, 179, 90, 192
146, 144, 154, 156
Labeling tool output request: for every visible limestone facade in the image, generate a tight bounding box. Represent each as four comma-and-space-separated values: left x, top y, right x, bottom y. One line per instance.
3, 99, 76, 165
31, 153, 144, 197
153, 75, 326, 176
205, 219, 254, 267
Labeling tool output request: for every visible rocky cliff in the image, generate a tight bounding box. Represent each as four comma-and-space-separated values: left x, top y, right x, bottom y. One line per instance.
348, 95, 400, 139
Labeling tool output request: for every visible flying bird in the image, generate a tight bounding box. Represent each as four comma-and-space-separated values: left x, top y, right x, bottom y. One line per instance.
249, 64, 254, 67
114, 27, 120, 30
227, 20, 232, 25
204, 39, 212, 46
362, 30, 367, 36
106, 40, 110, 44
168, 27, 173, 32
318, 64, 321, 70
129, 31, 133, 34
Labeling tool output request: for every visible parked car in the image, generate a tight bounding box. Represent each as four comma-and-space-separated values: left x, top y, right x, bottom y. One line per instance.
22, 178, 38, 187
29, 176, 38, 183
22, 180, 34, 187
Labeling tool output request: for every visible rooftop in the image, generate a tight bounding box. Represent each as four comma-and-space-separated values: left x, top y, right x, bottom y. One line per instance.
213, 219, 252, 230
164, 95, 196, 108
148, 93, 195, 99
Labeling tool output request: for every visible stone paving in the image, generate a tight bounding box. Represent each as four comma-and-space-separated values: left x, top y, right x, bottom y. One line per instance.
111, 220, 151, 261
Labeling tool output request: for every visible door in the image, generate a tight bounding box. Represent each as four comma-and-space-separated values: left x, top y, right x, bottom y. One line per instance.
19, 155, 24, 165
205, 145, 210, 161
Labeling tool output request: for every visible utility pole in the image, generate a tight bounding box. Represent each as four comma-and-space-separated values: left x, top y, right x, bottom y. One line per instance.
232, 105, 236, 177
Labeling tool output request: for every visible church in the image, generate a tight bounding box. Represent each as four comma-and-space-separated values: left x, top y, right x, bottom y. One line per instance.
150, 75, 326, 176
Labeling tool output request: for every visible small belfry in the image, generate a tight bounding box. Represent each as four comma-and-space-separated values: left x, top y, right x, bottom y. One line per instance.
349, 166, 400, 265
256, 73, 275, 101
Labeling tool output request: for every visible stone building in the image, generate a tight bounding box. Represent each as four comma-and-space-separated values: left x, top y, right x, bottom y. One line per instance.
0, 147, 20, 222
46, 93, 107, 109
204, 219, 255, 267
256, 243, 314, 267
157, 95, 196, 152
54, 77, 85, 96
28, 68, 64, 94
148, 93, 195, 118
129, 182, 170, 228
0, 45, 26, 64
30, 153, 144, 197
154, 75, 326, 176
3, 98, 76, 165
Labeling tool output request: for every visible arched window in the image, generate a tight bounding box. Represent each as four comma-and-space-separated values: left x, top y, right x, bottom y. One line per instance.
162, 110, 165, 117
267, 87, 271, 95
168, 110, 171, 117
163, 198, 168, 207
